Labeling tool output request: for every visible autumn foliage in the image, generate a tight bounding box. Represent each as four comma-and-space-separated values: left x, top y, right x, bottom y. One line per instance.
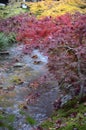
16, 13, 86, 97
0, 12, 86, 97
25, 0, 86, 18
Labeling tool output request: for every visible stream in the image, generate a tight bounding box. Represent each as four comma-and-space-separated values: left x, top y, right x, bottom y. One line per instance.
0, 44, 59, 130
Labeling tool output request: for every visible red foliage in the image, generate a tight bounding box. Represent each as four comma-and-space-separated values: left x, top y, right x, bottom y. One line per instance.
20, 13, 86, 96
0, 12, 86, 96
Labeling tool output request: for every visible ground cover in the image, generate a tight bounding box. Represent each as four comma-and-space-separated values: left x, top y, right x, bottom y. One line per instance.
41, 97, 86, 130
0, 2, 28, 19
25, 0, 86, 18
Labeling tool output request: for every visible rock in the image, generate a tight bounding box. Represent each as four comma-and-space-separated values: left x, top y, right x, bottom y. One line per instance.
3, 88, 8, 91
0, 107, 3, 111
0, 86, 3, 89
0, 51, 9, 55
73, 128, 78, 130
21, 3, 27, 9
84, 113, 86, 117
83, 102, 86, 106
61, 95, 72, 106
0, 3, 6, 6
13, 63, 25, 67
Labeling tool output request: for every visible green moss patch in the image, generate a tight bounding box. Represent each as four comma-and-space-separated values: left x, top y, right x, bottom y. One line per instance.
41, 98, 86, 130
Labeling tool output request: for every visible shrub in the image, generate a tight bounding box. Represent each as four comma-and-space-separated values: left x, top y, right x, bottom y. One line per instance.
16, 13, 86, 99
0, 12, 85, 99
0, 33, 9, 50
0, 33, 16, 50
7, 33, 16, 44
25, 0, 86, 18
0, 3, 28, 19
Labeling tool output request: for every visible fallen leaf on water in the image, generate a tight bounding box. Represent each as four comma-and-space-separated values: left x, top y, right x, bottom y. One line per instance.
26, 94, 36, 104
34, 61, 42, 64
26, 92, 40, 104
19, 102, 28, 110
7, 86, 15, 91
29, 81, 39, 89
32, 55, 38, 59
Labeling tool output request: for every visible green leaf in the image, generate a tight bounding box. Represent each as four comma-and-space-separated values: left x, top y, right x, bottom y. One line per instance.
26, 116, 36, 125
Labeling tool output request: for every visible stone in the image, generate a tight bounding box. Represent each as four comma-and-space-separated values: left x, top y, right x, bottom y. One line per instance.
0, 3, 6, 6
73, 128, 78, 130
0, 51, 9, 55
13, 63, 25, 67
83, 102, 86, 106
21, 3, 27, 9
84, 113, 86, 117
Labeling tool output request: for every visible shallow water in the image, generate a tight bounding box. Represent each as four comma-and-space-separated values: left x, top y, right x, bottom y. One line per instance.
0, 44, 59, 130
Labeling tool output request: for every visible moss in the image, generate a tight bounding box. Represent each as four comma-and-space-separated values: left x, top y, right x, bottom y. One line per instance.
0, 113, 15, 130
0, 3, 29, 19
26, 116, 37, 125
62, 97, 78, 111
10, 75, 22, 85
41, 98, 86, 130
59, 124, 86, 130
41, 120, 54, 129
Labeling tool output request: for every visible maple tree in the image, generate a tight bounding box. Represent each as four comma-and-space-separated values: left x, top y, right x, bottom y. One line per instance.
0, 12, 86, 99
17, 13, 86, 99
47, 13, 86, 99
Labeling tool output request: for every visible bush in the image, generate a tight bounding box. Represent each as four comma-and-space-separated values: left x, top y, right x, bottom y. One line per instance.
0, 33, 9, 50
0, 3, 28, 19
8, 33, 16, 44
0, 12, 85, 98
0, 33, 16, 50
25, 0, 86, 18
15, 13, 86, 98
